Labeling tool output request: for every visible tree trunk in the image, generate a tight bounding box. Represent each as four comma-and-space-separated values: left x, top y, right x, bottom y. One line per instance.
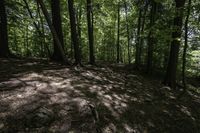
36, 0, 68, 63
124, 2, 131, 64
37, 1, 46, 57
146, 0, 157, 73
26, 25, 29, 56
135, 7, 142, 68
140, 1, 149, 65
182, 0, 192, 89
51, 0, 65, 61
36, 2, 43, 57
0, 0, 10, 57
164, 0, 186, 88
117, 3, 120, 63
68, 0, 81, 65
87, 0, 95, 64
77, 2, 83, 59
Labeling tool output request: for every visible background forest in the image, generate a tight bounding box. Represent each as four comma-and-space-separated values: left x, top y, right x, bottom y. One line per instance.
0, 0, 200, 132
1, 0, 200, 88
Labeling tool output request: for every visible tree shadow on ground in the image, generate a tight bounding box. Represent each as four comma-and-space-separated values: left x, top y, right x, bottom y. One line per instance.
0, 58, 200, 133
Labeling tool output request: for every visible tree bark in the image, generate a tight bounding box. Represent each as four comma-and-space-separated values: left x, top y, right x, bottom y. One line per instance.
37, 1, 47, 57
117, 3, 120, 63
51, 0, 65, 61
68, 0, 81, 65
146, 0, 157, 73
164, 0, 186, 88
135, 7, 142, 68
77, 2, 83, 59
139, 1, 148, 65
182, 0, 192, 89
0, 0, 10, 57
124, 2, 131, 64
36, 0, 68, 63
87, 0, 95, 64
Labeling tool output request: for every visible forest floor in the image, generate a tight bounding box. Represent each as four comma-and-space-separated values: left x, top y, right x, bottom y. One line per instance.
0, 58, 200, 133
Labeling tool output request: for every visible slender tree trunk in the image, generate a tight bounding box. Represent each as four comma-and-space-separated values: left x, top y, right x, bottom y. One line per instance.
124, 2, 131, 64
37, 1, 45, 57
51, 0, 65, 61
14, 28, 18, 53
0, 0, 10, 57
119, 46, 122, 62
139, 1, 149, 65
36, 0, 68, 63
77, 2, 83, 59
36, 3, 45, 57
38, 2, 49, 57
87, 0, 95, 64
164, 0, 186, 88
182, 0, 192, 89
135, 8, 142, 68
36, 2, 43, 57
146, 0, 157, 73
117, 3, 120, 63
68, 0, 81, 65
26, 25, 29, 56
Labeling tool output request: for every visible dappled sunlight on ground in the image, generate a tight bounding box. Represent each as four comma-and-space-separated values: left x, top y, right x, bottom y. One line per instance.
0, 59, 200, 132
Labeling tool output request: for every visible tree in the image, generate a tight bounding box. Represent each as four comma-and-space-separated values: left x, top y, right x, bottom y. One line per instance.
68, 0, 81, 65
182, 0, 192, 89
116, 3, 120, 63
0, 0, 10, 57
36, 0, 68, 63
124, 1, 131, 64
51, 0, 65, 61
77, 1, 83, 59
164, 0, 186, 88
146, 0, 157, 73
87, 0, 95, 64
135, 5, 142, 68
139, 1, 149, 65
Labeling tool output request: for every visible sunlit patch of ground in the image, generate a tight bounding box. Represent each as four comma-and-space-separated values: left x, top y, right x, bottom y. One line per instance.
0, 58, 200, 133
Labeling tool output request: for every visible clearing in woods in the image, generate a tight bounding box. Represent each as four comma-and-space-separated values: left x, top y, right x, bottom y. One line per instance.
0, 59, 200, 132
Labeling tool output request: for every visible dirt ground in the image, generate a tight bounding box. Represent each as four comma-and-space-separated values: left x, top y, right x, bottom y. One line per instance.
0, 58, 200, 133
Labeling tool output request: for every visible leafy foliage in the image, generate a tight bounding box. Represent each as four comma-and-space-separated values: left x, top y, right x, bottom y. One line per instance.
3, 0, 200, 77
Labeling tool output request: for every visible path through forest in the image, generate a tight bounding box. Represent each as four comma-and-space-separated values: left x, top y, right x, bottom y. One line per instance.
0, 59, 200, 133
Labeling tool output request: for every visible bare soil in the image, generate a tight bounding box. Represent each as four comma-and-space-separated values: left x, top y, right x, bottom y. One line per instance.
0, 58, 200, 133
